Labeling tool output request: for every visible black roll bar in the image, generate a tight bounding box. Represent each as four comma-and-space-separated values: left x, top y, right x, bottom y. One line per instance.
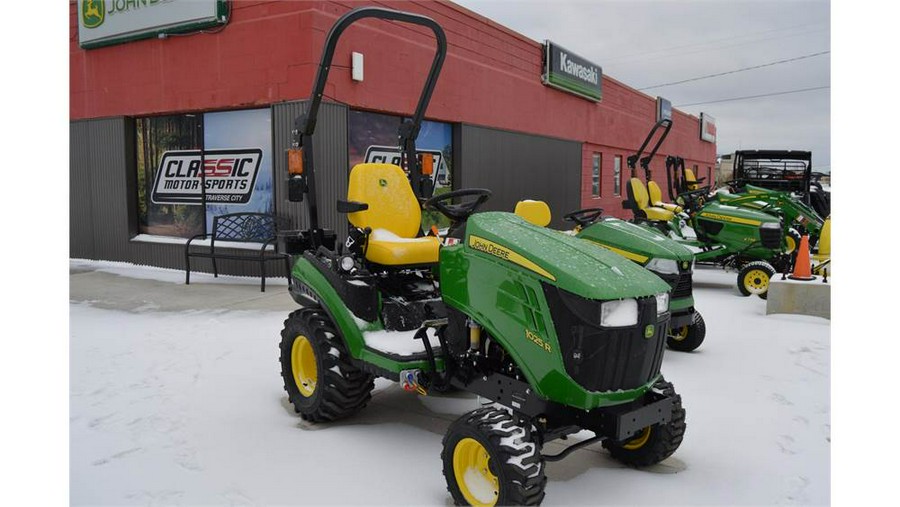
289, 7, 448, 240
626, 118, 672, 180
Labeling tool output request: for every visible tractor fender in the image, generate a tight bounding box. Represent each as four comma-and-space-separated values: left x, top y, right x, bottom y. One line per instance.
288, 256, 372, 361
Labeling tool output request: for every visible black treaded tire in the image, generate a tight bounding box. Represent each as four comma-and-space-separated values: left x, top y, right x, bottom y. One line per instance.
442, 407, 547, 506
666, 312, 706, 352
604, 378, 686, 467
279, 308, 374, 423
737, 261, 776, 299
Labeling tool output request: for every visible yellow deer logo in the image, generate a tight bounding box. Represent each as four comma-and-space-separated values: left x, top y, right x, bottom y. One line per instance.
82, 0, 105, 29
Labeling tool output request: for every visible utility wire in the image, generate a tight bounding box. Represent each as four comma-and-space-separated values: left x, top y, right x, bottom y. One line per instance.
604, 22, 824, 63
638, 50, 829, 90
613, 26, 827, 67
676, 85, 830, 107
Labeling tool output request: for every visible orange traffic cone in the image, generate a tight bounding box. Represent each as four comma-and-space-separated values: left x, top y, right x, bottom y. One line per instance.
788, 234, 816, 281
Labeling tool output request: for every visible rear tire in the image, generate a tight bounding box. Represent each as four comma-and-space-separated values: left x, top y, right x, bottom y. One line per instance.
604, 378, 686, 467
666, 312, 706, 352
737, 261, 775, 299
442, 407, 546, 506
279, 308, 374, 423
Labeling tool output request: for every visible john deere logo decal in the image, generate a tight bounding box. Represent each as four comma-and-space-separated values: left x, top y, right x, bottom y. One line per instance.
644, 325, 655, 338
82, 0, 105, 28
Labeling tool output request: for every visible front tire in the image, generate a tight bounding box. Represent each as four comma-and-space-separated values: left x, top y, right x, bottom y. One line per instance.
604, 378, 686, 467
737, 261, 775, 299
666, 312, 706, 352
279, 308, 374, 423
442, 407, 546, 506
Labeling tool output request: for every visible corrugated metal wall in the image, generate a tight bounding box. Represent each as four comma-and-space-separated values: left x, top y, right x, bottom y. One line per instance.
70, 118, 133, 261
272, 101, 350, 240
69, 101, 350, 278
458, 125, 582, 229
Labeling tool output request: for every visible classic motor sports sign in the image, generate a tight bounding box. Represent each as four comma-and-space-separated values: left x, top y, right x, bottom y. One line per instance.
151, 148, 262, 205
364, 145, 450, 189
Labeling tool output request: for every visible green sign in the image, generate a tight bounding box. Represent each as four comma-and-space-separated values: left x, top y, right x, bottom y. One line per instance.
77, 0, 229, 49
542, 41, 602, 102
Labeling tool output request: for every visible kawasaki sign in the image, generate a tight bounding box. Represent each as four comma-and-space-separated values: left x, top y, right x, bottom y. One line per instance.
77, 0, 229, 49
542, 41, 602, 102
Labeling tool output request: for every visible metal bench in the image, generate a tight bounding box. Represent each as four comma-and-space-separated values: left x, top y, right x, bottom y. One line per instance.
184, 212, 292, 292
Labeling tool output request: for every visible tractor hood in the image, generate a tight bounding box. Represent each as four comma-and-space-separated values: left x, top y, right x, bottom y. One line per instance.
576, 218, 694, 264
697, 201, 782, 226
465, 212, 670, 300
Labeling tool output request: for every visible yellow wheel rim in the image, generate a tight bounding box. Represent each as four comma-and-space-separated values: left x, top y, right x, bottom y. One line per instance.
453, 438, 499, 507
291, 335, 317, 397
671, 326, 689, 341
743, 269, 770, 294
785, 235, 798, 254
622, 427, 652, 450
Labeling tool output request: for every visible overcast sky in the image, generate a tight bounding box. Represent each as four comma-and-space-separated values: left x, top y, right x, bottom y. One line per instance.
453, 0, 831, 172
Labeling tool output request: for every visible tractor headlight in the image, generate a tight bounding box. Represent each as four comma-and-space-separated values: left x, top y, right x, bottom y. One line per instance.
600, 298, 638, 327
339, 255, 356, 272
760, 222, 781, 230
655, 292, 669, 315
645, 258, 679, 275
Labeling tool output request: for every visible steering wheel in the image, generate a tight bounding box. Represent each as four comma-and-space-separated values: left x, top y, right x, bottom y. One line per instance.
563, 207, 604, 227
677, 188, 710, 211
423, 188, 492, 222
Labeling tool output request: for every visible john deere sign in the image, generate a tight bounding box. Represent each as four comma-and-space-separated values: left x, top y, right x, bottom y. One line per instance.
77, 0, 229, 49
542, 41, 602, 102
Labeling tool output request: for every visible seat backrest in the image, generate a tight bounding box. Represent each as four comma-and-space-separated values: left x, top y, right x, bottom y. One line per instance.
684, 168, 699, 191
346, 163, 421, 238
514, 200, 551, 227
627, 178, 650, 210
647, 180, 666, 204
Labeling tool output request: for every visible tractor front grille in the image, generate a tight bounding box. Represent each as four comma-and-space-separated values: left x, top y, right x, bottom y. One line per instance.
759, 225, 783, 250
541, 284, 668, 393
656, 270, 693, 299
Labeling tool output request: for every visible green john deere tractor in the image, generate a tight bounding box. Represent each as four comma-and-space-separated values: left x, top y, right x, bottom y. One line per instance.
279, 8, 686, 505
512, 200, 705, 352
667, 154, 825, 254
621, 119, 790, 299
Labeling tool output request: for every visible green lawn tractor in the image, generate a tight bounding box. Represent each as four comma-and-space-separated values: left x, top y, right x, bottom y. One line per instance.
622, 119, 790, 299
513, 200, 705, 352
278, 8, 687, 505
668, 155, 825, 254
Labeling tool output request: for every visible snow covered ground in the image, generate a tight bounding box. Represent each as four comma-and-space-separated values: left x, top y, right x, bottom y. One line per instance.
70, 262, 829, 505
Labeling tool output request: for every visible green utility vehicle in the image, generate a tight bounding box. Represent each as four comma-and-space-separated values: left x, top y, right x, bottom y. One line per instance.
279, 8, 686, 505
513, 200, 705, 352
622, 119, 790, 299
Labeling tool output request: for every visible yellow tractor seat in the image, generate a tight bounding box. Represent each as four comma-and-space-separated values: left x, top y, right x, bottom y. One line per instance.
346, 163, 439, 266
514, 200, 552, 227
684, 168, 703, 191
625, 178, 675, 222
647, 180, 682, 213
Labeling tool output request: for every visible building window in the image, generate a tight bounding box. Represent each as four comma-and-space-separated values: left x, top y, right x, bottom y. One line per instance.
591, 153, 601, 197
348, 110, 453, 231
707, 166, 712, 186
135, 108, 274, 239
613, 155, 623, 196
